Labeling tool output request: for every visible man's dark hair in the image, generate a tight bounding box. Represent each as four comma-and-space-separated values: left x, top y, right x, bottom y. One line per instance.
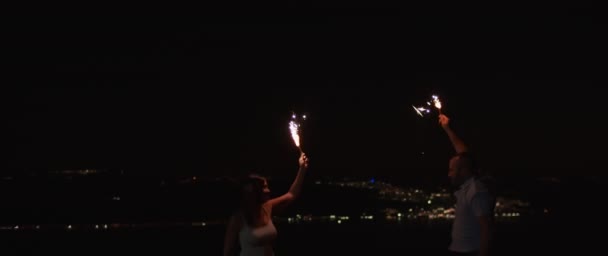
455, 152, 480, 176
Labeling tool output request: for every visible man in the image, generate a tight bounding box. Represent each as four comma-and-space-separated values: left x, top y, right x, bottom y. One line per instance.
439, 114, 494, 256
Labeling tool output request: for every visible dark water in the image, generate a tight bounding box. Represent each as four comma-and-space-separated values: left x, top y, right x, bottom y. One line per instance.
0, 175, 602, 255
1, 217, 590, 256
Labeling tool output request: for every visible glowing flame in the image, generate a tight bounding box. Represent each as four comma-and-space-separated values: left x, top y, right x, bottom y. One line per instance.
413, 105, 423, 117
289, 120, 300, 147
414, 94, 443, 117
432, 95, 442, 110
413, 105, 431, 117
289, 112, 306, 150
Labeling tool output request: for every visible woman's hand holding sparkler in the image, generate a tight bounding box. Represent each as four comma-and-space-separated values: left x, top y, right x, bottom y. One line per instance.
298, 153, 309, 170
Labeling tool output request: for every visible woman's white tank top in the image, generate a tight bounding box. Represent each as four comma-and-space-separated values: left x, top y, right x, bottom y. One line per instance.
239, 214, 277, 256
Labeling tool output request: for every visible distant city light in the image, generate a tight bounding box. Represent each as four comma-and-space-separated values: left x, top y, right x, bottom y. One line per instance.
0, 177, 532, 230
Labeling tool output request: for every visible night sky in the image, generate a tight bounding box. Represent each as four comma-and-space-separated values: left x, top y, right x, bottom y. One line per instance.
4, 9, 606, 178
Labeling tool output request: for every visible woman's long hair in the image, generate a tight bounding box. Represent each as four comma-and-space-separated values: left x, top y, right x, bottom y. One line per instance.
221, 174, 266, 226
239, 174, 266, 226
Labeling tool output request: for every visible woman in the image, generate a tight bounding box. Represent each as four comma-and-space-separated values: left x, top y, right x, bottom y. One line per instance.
223, 153, 309, 256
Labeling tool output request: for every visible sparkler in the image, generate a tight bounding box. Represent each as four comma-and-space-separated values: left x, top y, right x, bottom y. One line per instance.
289, 112, 305, 153
412, 105, 431, 117
413, 95, 443, 117
431, 95, 442, 114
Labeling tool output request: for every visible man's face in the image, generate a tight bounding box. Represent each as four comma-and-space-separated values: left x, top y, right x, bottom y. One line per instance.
448, 156, 468, 186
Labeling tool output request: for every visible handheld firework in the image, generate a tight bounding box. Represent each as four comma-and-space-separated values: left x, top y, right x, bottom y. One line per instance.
289, 112, 307, 153
413, 94, 443, 117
